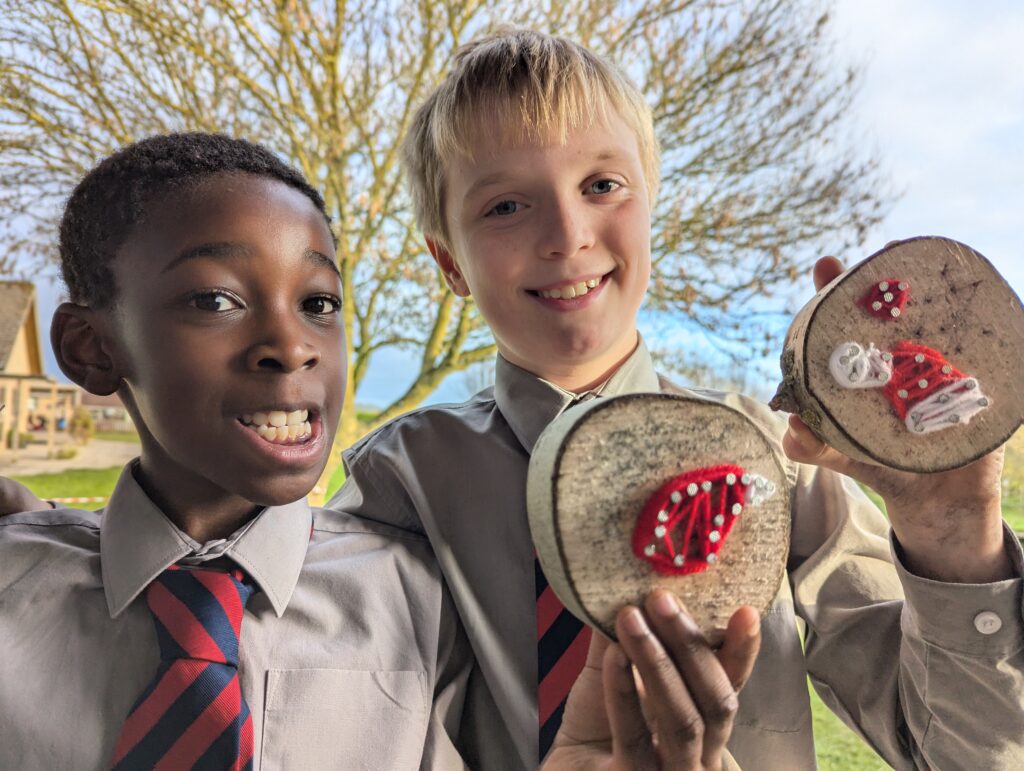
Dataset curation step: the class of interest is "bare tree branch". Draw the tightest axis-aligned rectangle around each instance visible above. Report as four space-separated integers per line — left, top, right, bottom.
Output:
0 0 891 447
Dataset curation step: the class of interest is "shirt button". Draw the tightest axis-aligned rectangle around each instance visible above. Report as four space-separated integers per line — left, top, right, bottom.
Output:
974 611 1002 635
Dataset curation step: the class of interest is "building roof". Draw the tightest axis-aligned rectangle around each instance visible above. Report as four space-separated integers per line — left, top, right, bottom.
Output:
0 281 41 374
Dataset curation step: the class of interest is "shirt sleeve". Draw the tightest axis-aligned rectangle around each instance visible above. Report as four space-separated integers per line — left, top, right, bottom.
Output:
330 435 427 535
789 463 1024 769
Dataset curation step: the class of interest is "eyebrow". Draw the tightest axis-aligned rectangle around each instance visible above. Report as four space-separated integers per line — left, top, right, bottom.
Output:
303 248 342 278
161 241 341 279
465 172 514 200
463 148 629 199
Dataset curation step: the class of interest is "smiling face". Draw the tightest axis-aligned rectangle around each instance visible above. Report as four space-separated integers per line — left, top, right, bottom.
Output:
434 111 652 391
90 173 344 530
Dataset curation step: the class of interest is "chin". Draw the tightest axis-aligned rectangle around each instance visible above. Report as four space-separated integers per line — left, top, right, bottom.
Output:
544 328 619 361
237 472 323 507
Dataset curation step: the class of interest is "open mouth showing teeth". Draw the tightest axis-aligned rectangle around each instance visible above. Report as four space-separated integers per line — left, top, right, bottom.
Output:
240 409 313 444
532 276 604 300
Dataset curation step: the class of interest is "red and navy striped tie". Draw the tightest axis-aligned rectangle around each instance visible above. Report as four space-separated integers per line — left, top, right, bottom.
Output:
536 557 592 761
111 565 255 770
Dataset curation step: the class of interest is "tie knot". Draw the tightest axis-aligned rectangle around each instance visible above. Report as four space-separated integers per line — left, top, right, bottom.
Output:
145 566 254 666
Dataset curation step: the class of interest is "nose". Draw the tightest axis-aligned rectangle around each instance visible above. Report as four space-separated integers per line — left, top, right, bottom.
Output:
244 310 321 373
539 196 594 260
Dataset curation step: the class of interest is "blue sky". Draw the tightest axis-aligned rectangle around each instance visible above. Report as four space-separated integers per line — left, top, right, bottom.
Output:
30 1 1024 408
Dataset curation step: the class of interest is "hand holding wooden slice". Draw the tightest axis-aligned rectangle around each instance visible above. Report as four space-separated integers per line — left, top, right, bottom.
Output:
527 393 790 641
770 236 1024 472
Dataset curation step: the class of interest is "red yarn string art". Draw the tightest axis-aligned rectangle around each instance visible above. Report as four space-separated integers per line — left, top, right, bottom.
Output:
882 341 968 420
632 464 747 576
858 278 910 320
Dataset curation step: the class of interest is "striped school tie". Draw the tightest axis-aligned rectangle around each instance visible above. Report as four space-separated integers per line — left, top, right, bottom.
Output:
536 557 592 761
111 565 256 770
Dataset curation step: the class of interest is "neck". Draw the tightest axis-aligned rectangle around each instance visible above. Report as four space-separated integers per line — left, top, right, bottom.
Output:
514 334 640 394
132 458 260 544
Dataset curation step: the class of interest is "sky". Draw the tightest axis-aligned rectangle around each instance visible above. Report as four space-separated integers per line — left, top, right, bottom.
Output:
27 1 1024 408
831 0 1024 291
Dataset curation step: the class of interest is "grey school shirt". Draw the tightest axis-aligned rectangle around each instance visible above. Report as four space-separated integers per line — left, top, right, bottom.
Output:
0 464 470 770
334 339 1024 770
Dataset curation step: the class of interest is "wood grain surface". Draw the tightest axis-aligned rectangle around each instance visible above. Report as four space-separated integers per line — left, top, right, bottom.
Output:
772 237 1024 471
528 393 791 641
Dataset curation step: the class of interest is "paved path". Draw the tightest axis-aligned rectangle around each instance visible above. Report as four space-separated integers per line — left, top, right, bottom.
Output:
0 438 139 477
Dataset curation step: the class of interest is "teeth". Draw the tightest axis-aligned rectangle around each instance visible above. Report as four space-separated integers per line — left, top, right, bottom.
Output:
250 418 312 445
247 409 308 428
244 410 313 445
538 278 602 300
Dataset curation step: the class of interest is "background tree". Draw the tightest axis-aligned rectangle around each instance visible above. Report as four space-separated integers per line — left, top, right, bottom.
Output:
0 0 889 449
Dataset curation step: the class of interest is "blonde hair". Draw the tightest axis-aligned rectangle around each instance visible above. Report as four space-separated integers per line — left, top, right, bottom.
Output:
401 28 660 248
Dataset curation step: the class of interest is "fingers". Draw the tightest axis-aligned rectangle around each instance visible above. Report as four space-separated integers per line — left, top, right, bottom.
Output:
552 630 614 747
716 606 761 692
813 256 845 291
603 642 658 768
782 414 877 480
646 592 740 765
616 604 705 767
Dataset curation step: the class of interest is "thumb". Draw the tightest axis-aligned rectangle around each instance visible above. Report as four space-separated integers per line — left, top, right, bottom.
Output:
716 605 761 691
813 256 845 291
781 415 882 487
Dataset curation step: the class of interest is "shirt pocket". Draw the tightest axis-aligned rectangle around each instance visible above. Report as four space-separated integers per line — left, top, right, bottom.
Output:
260 668 429 770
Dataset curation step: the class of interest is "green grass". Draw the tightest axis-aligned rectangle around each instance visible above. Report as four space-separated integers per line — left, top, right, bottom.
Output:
93 430 140 443
11 466 122 509
1002 429 1024 533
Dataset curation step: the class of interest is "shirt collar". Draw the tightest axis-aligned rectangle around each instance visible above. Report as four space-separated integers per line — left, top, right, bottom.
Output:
494 334 661 453
100 463 312 619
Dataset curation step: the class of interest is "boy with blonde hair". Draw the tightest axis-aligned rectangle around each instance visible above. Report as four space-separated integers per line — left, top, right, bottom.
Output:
332 27 1024 769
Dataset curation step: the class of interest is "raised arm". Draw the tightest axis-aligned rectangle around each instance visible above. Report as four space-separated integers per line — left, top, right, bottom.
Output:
782 256 1024 768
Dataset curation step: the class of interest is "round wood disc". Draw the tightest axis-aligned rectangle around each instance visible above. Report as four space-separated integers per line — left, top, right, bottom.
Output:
527 393 791 641
771 236 1024 472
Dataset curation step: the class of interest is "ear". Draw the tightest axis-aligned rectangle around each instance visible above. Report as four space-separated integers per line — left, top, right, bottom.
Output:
425 237 470 297
51 303 123 396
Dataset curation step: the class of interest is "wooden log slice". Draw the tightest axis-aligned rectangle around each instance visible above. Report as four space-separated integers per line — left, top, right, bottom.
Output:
527 392 791 641
770 236 1024 472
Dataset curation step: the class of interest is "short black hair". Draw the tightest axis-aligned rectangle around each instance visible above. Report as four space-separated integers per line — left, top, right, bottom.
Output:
59 132 331 308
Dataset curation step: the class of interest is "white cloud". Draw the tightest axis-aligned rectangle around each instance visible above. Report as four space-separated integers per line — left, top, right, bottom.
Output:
832 0 1024 290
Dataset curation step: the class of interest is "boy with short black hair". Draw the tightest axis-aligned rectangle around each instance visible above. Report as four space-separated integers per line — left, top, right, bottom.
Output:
0 133 471 769
333 28 1024 769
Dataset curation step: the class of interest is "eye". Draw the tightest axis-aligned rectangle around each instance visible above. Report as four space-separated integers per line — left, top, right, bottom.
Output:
190 291 242 312
588 179 620 195
487 200 523 217
302 295 341 315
